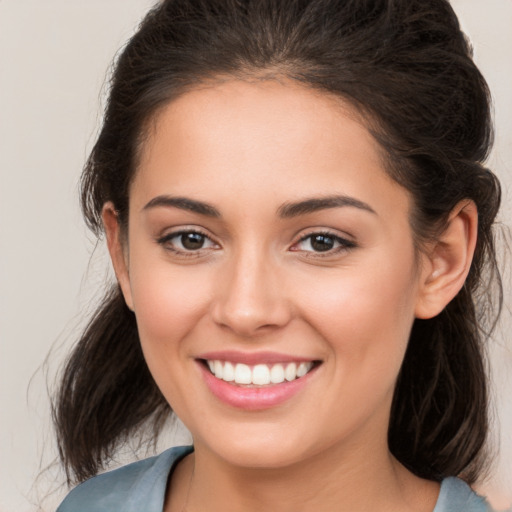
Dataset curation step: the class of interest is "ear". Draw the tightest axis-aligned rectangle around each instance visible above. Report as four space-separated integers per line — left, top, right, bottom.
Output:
415 200 478 319
102 202 134 311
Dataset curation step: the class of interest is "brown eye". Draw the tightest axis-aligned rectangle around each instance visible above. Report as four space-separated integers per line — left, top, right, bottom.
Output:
310 234 335 252
180 232 206 250
292 232 356 254
157 230 218 254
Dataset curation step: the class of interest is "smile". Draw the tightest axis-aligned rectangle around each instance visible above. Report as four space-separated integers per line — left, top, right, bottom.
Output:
206 360 315 386
197 354 322 410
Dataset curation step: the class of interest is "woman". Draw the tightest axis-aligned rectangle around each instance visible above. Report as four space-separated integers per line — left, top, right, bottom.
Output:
54 0 503 510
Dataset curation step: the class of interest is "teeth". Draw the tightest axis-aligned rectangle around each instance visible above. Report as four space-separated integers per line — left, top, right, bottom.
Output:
214 360 224 379
223 361 235 382
206 360 314 385
252 364 270 385
285 362 297 382
234 363 252 384
296 362 309 378
270 364 285 384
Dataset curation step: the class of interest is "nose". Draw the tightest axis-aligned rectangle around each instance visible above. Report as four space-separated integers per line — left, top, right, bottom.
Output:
211 249 292 337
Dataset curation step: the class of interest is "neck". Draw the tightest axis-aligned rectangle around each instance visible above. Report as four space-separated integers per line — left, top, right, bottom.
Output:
167 429 439 512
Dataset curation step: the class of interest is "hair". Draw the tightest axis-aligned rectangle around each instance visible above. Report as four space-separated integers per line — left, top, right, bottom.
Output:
54 0 502 486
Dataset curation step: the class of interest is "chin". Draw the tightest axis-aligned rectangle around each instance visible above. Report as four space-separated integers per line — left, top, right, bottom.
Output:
191 420 334 471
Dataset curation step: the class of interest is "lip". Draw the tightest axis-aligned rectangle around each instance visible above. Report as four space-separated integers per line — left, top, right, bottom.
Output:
196 357 320 411
196 350 315 365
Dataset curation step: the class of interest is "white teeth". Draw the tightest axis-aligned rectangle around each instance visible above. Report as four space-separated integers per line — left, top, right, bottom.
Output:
296 362 309 378
285 362 297 381
214 360 223 379
206 360 314 385
234 363 252 384
252 364 270 385
223 361 235 382
270 364 285 384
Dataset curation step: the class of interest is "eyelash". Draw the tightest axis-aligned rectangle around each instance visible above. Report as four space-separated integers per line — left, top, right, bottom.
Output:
156 229 218 258
291 231 356 257
156 229 356 258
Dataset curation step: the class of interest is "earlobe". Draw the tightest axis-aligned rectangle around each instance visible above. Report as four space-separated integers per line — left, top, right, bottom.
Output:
415 200 478 319
102 203 134 311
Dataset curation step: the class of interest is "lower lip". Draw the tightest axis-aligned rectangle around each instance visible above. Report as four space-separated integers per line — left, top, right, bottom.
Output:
197 361 318 411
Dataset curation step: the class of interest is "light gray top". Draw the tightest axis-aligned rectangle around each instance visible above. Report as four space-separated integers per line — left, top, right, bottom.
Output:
57 445 492 512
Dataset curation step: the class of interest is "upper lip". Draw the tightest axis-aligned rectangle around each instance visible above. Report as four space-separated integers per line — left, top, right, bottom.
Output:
196 350 318 366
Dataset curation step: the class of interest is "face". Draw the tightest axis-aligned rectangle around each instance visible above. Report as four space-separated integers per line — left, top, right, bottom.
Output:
109 80 431 470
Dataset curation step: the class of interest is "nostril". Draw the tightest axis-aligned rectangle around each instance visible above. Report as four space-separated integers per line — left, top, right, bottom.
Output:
211 297 293 337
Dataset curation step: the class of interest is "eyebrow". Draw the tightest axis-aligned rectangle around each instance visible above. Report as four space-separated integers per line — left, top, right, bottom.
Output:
142 193 376 219
277 195 376 218
143 196 221 217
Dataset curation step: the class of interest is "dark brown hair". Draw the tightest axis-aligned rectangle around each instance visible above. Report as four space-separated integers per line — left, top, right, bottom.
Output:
54 0 502 485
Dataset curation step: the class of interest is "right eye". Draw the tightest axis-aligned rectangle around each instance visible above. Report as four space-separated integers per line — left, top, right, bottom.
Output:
157 230 218 255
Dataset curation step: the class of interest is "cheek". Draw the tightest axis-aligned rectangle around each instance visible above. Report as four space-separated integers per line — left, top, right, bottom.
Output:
128 255 213 351
295 252 419 377
127 259 216 414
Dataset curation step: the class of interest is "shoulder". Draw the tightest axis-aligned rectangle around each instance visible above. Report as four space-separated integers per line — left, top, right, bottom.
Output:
56 445 193 512
435 477 493 512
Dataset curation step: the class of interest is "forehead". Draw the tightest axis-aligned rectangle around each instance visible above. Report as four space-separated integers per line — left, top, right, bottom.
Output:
142 79 376 169
132 79 410 221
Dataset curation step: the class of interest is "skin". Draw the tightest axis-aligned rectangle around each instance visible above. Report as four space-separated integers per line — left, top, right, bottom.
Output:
103 79 477 512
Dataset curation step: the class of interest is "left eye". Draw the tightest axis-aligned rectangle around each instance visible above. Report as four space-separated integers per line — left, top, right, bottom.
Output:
293 233 354 253
159 231 217 252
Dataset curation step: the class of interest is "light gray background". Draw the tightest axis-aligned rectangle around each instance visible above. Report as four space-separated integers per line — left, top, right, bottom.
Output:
1 1 511 510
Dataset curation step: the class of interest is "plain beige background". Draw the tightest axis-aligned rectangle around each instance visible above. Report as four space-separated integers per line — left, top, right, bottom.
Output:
0 1 510 511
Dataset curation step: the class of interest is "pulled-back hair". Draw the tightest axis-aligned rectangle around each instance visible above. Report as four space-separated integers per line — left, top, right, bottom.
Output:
54 0 502 485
